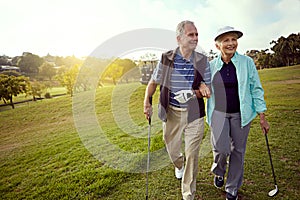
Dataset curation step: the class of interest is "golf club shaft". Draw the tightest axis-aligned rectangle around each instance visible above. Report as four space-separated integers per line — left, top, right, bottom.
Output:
265 133 277 186
146 96 152 200
148 96 152 125
146 124 150 200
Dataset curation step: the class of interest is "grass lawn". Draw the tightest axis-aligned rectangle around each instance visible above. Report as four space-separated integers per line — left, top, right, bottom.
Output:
0 65 299 199
0 86 67 107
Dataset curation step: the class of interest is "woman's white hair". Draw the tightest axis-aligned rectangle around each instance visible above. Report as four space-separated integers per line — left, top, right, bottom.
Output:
215 32 239 44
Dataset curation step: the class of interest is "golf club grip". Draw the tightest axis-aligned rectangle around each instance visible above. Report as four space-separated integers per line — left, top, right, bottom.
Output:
265 134 277 185
148 96 152 125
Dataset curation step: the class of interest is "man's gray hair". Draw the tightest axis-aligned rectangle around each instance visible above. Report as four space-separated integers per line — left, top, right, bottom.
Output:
176 20 195 37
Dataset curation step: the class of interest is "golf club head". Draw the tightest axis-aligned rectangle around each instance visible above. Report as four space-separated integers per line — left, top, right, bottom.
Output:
268 185 278 197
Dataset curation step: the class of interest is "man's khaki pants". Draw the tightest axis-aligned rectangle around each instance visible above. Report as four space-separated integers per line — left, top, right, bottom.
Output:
163 106 204 200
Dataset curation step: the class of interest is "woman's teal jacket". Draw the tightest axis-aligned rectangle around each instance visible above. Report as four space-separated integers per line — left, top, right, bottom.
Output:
206 52 267 127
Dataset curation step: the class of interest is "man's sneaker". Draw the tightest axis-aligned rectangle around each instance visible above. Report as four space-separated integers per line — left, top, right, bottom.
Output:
175 166 184 180
214 175 224 188
226 192 238 200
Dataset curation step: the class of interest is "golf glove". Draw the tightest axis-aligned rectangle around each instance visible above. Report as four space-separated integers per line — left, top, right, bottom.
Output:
174 90 195 104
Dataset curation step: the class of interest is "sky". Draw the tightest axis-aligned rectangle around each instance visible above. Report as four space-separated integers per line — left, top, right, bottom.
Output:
1 0 299 60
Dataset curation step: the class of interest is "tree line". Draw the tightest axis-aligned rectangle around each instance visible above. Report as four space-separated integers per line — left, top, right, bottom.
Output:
0 53 138 108
0 32 299 108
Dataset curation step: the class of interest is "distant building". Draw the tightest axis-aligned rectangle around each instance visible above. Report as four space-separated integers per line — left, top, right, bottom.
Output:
0 65 21 72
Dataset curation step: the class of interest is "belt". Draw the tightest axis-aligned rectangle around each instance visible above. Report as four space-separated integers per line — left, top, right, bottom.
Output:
169 105 187 111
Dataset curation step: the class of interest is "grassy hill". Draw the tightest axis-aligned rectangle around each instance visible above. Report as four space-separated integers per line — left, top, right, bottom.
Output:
0 65 299 200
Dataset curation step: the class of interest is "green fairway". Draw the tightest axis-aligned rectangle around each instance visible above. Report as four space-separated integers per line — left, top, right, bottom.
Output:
11 87 67 102
0 65 299 199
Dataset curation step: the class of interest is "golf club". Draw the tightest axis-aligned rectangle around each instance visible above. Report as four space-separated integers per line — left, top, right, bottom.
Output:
146 96 152 200
264 130 279 197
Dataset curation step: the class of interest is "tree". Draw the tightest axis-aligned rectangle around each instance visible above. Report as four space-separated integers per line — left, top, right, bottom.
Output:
0 74 29 109
287 33 300 65
39 62 56 80
56 64 79 97
270 33 300 67
256 49 271 69
0 55 11 65
82 56 111 87
245 32 300 69
17 52 44 76
246 50 259 59
73 65 93 92
102 62 123 85
101 58 137 85
11 56 21 66
59 55 83 69
27 81 46 101
116 58 137 75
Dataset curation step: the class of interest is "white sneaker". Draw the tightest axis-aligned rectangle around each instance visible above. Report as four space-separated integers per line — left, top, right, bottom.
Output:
175 166 184 180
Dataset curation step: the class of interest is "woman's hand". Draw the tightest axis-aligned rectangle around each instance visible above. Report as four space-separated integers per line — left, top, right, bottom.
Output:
199 83 211 98
259 113 270 134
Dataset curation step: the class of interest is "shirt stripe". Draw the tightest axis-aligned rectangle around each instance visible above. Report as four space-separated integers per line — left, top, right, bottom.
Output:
169 53 194 107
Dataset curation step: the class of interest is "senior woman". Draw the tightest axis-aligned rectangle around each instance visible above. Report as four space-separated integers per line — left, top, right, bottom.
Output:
206 26 270 200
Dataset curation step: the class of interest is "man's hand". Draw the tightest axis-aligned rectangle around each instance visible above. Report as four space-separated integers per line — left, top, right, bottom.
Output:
143 80 156 121
174 90 195 104
144 101 153 120
199 83 211 98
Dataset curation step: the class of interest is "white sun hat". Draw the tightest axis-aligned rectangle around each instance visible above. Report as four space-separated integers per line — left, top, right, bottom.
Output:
214 26 243 41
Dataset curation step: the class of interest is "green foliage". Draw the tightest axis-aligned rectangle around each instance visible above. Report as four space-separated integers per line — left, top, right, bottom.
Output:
43 54 83 69
17 52 44 75
0 55 11 65
27 81 46 101
39 62 56 80
271 33 300 66
0 70 22 77
55 64 80 96
246 33 300 69
101 58 137 85
44 92 51 99
0 74 29 108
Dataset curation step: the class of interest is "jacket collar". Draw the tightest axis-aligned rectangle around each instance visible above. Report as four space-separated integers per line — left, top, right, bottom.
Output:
216 51 240 69
165 47 204 65
164 47 177 62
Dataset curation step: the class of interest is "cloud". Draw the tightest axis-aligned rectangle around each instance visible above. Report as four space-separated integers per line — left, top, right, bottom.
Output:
0 0 299 57
189 0 299 53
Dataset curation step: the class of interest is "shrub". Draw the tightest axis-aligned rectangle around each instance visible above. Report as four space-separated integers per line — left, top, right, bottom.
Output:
44 92 51 99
